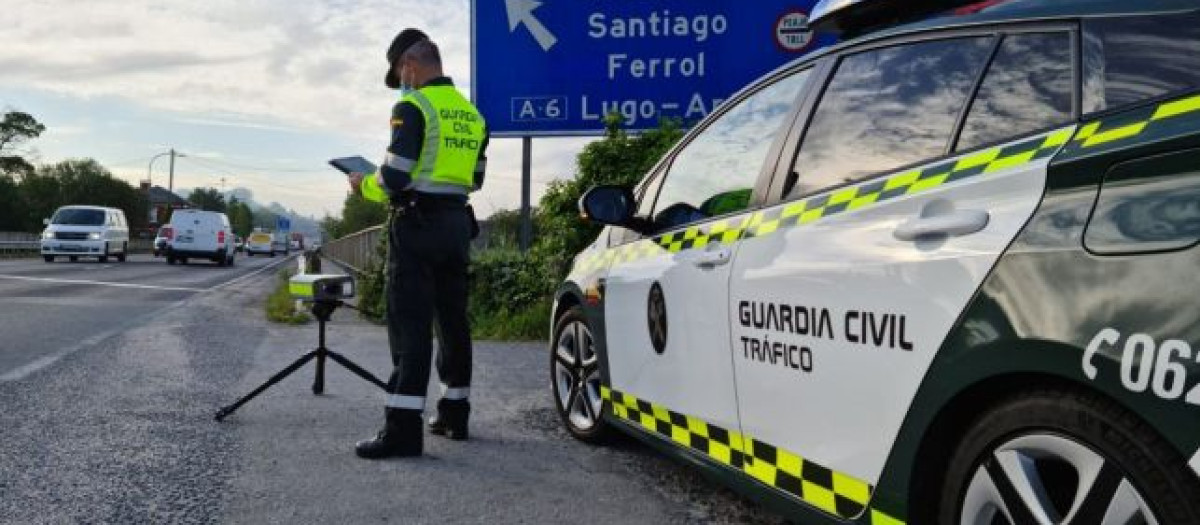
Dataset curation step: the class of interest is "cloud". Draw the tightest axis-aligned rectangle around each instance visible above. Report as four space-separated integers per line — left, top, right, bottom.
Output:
0 0 600 218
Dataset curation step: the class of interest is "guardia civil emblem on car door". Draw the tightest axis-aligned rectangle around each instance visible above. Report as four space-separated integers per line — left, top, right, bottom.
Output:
647 282 668 354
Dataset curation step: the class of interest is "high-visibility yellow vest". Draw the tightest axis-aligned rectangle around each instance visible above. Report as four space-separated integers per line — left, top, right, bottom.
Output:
360 85 485 202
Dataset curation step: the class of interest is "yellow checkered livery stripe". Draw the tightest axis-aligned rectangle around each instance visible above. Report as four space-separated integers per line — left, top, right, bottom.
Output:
1066 92 1200 150
571 126 1074 275
601 386 906 524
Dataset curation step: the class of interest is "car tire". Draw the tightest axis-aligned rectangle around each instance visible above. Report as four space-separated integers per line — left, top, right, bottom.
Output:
69 255 78 262
180 258 188 265
99 243 109 263
167 255 176 265
550 305 612 444
43 255 53 263
117 243 127 262
269 251 275 257
937 387 1200 525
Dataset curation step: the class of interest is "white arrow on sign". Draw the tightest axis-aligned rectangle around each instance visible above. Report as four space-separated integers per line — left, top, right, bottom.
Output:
505 0 557 52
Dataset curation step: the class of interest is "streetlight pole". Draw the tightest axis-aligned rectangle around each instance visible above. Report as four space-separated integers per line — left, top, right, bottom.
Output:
147 149 186 224
168 148 186 194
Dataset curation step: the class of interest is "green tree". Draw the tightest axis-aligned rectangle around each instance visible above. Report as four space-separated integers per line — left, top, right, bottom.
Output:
319 214 343 239
532 115 683 275
227 196 254 237
0 111 45 179
188 187 227 213
0 175 23 230
22 159 150 233
479 208 525 250
338 192 387 235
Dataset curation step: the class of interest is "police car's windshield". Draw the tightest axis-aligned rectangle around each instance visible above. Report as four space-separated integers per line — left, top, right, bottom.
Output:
52 209 105 226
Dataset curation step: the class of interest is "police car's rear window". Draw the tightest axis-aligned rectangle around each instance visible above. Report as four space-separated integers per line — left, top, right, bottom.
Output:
788 36 993 198
1083 11 1200 114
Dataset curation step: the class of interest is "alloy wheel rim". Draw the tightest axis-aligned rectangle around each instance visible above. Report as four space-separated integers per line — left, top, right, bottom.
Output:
960 433 1159 525
553 320 601 431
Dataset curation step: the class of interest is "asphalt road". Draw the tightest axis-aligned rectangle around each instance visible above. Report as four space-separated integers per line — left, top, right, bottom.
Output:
0 253 784 524
0 253 293 380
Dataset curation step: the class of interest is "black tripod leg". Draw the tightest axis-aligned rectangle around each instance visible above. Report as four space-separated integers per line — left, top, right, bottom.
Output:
313 348 326 395
324 350 389 391
215 350 319 421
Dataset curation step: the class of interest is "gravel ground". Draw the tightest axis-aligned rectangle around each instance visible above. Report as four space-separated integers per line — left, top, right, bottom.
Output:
0 267 787 524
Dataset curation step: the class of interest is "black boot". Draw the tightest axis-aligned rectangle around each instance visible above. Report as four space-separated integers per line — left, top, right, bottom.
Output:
428 399 469 440
356 409 423 459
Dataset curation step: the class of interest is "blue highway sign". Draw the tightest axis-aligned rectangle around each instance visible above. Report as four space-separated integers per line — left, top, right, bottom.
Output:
471 0 833 137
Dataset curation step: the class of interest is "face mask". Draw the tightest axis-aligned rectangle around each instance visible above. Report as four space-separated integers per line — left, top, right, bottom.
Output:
396 62 414 97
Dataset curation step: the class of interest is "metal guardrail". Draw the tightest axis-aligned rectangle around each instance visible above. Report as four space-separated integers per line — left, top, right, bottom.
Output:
0 233 157 257
320 225 383 274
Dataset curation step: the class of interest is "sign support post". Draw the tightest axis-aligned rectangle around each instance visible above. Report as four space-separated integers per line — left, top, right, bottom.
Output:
520 136 533 251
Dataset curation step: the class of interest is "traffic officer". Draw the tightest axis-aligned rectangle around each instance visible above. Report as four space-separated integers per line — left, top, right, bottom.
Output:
348 28 488 459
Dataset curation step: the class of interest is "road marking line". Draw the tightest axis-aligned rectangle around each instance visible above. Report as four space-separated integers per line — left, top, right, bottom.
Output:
0 274 205 292
0 324 127 383
205 254 295 293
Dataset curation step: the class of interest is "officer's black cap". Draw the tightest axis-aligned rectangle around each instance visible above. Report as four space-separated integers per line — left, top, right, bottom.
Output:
385 28 429 89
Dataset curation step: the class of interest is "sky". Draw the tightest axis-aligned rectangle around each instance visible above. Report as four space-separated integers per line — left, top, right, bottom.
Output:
0 0 589 219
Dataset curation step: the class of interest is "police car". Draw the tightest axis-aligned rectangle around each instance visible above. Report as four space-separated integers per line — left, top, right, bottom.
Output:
550 1 1200 523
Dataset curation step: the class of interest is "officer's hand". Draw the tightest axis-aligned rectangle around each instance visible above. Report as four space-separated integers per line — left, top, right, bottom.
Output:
348 172 364 195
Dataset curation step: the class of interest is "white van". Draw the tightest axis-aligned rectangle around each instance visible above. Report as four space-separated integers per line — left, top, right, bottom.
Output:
40 205 130 263
165 209 236 266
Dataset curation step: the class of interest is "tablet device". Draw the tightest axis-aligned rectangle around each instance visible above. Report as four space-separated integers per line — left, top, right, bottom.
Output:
329 156 378 175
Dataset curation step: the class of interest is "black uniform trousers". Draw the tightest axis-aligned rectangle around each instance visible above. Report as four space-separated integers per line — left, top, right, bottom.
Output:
384 197 473 411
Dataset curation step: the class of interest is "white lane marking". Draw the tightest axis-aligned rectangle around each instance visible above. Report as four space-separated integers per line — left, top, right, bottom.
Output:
1191 449 1200 479
0 274 205 292
204 255 295 293
0 256 297 383
0 324 126 383
0 254 295 293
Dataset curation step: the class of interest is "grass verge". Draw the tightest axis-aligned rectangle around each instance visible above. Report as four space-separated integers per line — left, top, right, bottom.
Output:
265 268 310 325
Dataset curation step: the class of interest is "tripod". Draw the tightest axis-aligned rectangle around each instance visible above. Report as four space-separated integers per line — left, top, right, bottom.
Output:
215 300 389 422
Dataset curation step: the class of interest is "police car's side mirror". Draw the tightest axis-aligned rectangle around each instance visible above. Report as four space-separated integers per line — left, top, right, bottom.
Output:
579 185 637 227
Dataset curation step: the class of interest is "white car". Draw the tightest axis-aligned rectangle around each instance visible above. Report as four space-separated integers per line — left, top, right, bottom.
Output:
40 205 130 263
165 209 235 266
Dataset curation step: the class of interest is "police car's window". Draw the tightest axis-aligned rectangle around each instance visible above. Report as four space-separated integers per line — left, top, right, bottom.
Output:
788 37 993 199
1083 11 1200 114
957 32 1073 152
650 69 810 232
636 171 664 219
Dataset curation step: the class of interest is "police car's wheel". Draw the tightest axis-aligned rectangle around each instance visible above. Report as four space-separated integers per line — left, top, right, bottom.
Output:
551 306 610 443
939 389 1200 524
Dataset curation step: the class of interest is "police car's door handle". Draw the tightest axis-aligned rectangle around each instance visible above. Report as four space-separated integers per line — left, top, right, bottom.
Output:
893 209 990 242
680 247 732 268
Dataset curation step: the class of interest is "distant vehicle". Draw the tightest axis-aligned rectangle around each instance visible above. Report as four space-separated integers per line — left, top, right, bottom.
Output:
234 235 244 253
153 225 174 257
244 232 275 257
271 230 290 255
40 205 130 263
289 232 304 251
165 209 236 266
